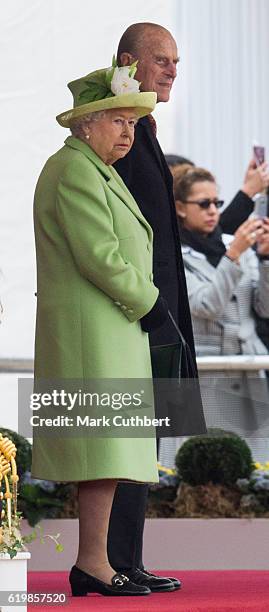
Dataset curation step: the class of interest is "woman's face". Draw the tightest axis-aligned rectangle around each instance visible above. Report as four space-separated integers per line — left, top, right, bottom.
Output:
85 108 137 165
176 180 220 235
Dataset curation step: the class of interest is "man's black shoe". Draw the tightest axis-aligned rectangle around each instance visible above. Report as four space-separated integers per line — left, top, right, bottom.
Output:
143 569 181 590
122 568 177 592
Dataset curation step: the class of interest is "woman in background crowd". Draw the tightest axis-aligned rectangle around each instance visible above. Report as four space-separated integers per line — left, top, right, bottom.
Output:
159 164 269 467
166 153 269 234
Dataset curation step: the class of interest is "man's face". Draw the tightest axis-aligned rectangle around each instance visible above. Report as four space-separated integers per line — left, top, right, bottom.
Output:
134 34 179 102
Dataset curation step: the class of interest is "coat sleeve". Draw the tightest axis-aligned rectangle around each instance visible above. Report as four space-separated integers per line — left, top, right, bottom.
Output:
220 190 254 234
184 256 243 319
243 249 269 318
255 262 269 318
55 158 159 323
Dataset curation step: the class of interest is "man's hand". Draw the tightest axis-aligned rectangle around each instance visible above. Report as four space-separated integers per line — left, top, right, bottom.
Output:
257 218 269 257
241 159 269 199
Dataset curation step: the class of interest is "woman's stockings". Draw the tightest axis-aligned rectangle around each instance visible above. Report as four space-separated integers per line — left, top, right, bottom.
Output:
76 479 118 583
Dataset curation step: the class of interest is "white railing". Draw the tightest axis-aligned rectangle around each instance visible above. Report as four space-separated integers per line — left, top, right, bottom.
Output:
0 359 34 373
197 355 269 371
1 355 269 373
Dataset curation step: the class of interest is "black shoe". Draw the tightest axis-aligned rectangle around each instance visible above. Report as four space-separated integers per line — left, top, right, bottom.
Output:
143 569 182 590
69 565 151 597
122 568 177 592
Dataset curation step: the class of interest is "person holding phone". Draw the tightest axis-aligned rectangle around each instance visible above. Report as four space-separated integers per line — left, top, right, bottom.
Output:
158 163 269 468
167 154 269 233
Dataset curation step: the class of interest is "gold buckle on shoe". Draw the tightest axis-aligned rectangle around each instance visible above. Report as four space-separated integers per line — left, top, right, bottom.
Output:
112 573 130 587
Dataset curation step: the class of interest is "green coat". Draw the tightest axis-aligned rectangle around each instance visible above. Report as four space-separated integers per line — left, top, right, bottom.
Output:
31 136 159 483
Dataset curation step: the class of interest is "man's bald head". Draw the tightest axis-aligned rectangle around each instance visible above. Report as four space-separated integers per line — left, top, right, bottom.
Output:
117 22 179 103
117 23 173 64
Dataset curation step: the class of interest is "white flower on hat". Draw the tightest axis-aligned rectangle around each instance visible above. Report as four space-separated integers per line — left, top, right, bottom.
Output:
111 66 140 96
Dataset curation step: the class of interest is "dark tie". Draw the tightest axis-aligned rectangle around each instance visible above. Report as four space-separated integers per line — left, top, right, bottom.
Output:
147 114 157 137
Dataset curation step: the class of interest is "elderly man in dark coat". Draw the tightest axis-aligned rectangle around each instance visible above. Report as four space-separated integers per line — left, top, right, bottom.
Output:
107 22 201 593
108 22 266 592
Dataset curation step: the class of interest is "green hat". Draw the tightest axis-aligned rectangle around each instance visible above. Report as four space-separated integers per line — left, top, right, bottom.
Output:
56 60 157 127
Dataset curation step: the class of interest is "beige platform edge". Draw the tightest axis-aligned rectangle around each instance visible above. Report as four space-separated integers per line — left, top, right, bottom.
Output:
22 518 269 571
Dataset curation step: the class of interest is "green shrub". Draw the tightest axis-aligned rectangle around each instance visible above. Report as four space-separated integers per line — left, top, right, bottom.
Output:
175 433 253 486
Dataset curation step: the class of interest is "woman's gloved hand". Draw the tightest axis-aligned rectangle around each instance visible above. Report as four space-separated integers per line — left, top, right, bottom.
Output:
140 295 169 332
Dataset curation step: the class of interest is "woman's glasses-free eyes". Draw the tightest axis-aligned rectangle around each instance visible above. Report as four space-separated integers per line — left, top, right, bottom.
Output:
183 199 224 210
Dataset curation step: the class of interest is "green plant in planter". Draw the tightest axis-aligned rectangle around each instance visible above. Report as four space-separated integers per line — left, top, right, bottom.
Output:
0 506 63 559
0 428 64 558
0 428 74 526
175 431 253 486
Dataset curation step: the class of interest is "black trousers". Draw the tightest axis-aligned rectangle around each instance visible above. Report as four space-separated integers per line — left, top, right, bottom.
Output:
107 439 160 571
107 482 149 571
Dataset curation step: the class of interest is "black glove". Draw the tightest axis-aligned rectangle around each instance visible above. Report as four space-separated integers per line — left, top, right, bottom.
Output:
140 296 169 332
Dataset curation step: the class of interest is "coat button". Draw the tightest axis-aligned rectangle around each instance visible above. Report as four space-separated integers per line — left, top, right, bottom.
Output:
115 301 121 306
128 308 134 314
121 305 127 311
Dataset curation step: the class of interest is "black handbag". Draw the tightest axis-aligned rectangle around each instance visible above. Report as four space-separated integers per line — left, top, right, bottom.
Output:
150 310 196 380
150 311 206 436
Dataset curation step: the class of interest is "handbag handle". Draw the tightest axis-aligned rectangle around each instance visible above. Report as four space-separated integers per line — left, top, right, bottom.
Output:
168 310 199 378
168 310 187 348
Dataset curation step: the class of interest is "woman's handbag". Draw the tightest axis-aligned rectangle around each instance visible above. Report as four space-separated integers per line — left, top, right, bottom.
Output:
150 311 206 435
150 310 197 380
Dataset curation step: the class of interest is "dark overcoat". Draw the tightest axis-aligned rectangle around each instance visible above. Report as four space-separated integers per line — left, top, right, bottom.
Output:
115 116 206 432
108 115 206 572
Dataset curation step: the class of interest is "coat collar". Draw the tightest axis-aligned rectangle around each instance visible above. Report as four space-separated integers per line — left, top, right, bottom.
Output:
182 246 207 259
65 136 153 240
182 247 217 281
65 135 112 181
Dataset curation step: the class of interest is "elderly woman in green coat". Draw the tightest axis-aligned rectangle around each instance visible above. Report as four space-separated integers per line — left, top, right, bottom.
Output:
31 63 168 597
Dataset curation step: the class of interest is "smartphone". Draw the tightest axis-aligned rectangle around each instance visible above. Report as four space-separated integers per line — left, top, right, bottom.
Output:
253 144 265 166
254 193 268 218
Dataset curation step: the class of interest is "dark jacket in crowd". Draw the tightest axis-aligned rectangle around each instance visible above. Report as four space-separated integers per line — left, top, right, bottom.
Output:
220 190 254 233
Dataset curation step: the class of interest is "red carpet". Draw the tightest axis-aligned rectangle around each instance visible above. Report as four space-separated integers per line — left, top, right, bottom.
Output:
28 570 269 611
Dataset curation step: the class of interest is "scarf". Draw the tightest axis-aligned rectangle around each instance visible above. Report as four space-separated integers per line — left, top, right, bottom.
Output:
179 223 226 268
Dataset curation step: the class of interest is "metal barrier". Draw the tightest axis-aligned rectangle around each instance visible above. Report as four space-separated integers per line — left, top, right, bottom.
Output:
0 359 34 373
197 355 269 371
0 355 269 373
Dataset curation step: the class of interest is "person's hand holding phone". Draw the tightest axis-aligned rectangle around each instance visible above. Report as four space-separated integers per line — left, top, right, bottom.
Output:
226 218 264 262
242 159 269 198
253 144 265 166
